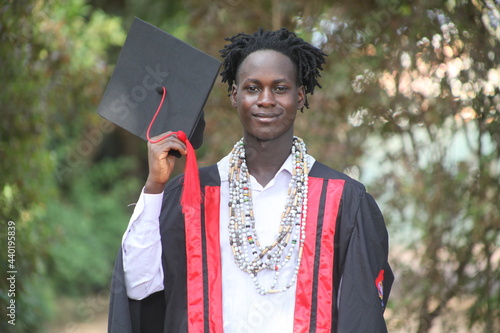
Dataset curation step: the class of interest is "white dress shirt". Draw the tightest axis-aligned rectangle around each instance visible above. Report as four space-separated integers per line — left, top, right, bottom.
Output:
122 153 315 332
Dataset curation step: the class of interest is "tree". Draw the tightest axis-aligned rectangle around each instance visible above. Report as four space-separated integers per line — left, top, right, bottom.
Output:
298 0 499 331
2 0 497 331
0 0 127 330
93 0 500 331
176 0 500 331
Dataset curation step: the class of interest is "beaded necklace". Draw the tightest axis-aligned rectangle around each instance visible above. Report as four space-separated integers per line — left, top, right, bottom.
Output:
228 137 309 295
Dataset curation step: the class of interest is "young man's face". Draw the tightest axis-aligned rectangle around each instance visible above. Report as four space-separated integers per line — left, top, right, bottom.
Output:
231 50 305 142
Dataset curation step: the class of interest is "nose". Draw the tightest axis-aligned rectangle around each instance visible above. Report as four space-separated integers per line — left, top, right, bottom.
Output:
257 88 276 108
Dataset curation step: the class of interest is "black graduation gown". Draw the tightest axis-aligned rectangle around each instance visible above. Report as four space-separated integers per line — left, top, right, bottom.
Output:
108 162 394 333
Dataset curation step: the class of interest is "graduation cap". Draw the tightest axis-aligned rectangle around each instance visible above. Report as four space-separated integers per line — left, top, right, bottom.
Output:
97 17 221 209
97 17 220 153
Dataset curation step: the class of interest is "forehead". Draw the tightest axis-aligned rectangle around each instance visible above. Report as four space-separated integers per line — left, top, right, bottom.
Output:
237 50 297 82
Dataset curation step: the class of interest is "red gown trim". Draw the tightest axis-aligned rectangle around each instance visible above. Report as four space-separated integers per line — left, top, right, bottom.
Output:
185 186 223 333
294 178 345 332
205 186 223 332
186 179 344 332
184 202 204 332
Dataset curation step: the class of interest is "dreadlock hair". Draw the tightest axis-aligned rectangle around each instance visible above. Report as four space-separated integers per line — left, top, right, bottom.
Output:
219 27 327 110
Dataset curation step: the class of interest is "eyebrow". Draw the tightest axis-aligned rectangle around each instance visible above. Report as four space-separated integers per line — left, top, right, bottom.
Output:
242 78 291 85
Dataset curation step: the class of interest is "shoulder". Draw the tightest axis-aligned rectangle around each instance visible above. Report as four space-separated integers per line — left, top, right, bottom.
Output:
309 161 366 192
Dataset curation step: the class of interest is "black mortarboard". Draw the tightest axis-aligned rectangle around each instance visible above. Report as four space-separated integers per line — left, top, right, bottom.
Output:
97 17 220 152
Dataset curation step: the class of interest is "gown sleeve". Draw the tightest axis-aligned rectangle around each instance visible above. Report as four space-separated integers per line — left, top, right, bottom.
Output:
336 191 394 332
108 248 134 333
122 189 164 300
108 188 167 333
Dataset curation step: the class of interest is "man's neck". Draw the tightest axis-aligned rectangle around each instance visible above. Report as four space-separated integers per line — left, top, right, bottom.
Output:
244 135 293 187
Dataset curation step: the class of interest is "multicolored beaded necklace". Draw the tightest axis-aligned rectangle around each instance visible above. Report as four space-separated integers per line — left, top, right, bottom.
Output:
228 137 309 295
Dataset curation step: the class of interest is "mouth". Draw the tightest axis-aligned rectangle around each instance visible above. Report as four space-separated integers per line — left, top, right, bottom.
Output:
253 112 280 123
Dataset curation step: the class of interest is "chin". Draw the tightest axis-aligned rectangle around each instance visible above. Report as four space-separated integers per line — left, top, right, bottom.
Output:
252 130 291 143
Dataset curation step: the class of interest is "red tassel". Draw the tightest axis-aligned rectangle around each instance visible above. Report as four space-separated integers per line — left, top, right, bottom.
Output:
176 131 201 214
145 86 201 213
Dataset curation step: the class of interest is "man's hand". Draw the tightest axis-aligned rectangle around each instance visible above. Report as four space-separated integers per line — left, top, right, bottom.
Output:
144 131 187 194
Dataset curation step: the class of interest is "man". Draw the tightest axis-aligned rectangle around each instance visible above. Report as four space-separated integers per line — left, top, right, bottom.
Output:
108 27 394 332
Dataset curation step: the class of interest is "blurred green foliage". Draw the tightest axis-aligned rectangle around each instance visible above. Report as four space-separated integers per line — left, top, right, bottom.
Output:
45 157 140 296
0 0 129 331
0 0 498 332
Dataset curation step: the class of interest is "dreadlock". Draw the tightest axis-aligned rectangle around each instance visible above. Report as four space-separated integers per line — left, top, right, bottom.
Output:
219 27 327 109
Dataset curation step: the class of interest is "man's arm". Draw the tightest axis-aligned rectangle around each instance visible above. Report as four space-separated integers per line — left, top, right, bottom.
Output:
122 131 189 299
337 192 394 332
122 189 164 300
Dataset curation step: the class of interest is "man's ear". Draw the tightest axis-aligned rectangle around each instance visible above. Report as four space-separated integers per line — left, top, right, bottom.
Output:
230 84 238 108
297 85 306 110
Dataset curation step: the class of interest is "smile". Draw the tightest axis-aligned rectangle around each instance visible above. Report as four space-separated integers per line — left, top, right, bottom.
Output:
253 113 280 123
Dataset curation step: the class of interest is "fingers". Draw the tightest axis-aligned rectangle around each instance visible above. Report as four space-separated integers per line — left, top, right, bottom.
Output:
148 131 188 156
144 131 187 194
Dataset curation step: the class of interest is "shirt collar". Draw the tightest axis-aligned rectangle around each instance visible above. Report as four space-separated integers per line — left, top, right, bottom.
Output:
217 151 315 183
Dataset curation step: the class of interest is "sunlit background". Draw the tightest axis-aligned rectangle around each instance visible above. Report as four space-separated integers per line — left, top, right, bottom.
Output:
1 0 499 332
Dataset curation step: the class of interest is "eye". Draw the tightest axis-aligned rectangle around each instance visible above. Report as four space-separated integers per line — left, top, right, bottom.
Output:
274 86 289 93
245 85 260 93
